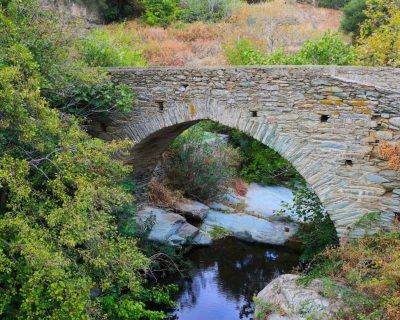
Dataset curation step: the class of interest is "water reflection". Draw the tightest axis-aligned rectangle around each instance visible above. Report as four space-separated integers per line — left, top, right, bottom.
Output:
167 237 300 320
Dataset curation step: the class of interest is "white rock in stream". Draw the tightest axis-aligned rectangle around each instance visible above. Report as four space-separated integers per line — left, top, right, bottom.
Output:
136 206 212 246
222 183 301 222
255 274 342 320
245 183 295 218
174 199 209 220
201 210 298 245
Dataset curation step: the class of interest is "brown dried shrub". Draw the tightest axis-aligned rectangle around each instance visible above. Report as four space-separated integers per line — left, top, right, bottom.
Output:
379 141 400 170
148 180 186 208
232 178 248 197
318 233 400 319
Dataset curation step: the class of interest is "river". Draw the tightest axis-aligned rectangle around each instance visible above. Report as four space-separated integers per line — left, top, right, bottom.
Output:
166 237 300 320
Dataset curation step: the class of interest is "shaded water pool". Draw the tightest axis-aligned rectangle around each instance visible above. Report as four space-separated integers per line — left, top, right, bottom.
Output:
166 237 300 320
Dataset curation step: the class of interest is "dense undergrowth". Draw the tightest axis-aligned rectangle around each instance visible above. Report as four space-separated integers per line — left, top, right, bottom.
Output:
0 1 178 319
300 231 400 319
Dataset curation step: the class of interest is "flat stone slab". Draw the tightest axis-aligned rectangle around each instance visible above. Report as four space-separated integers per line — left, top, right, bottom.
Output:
201 209 298 245
137 206 210 246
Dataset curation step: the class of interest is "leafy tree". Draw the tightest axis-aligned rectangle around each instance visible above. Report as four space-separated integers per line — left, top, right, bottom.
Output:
356 0 400 67
279 186 339 263
0 1 174 318
141 0 181 26
341 0 367 37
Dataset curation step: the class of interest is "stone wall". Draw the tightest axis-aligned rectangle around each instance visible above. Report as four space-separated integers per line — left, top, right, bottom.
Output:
101 66 400 238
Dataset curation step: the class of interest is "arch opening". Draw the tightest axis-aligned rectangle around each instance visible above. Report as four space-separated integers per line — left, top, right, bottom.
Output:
134 119 338 254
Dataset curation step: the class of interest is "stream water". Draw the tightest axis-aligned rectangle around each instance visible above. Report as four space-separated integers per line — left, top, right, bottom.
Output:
166 237 300 320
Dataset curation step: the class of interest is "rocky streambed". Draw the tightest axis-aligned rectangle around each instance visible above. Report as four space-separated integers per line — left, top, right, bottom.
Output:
137 183 337 319
136 183 300 248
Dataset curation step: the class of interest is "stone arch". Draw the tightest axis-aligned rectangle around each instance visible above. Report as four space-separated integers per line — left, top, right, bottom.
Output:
101 66 400 238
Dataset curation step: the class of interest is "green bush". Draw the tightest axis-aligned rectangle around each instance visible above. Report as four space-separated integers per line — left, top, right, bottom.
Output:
0 1 172 319
80 26 147 67
296 31 356 65
316 0 350 8
141 0 181 26
163 125 240 202
180 0 241 22
341 0 367 37
226 32 356 66
279 186 339 263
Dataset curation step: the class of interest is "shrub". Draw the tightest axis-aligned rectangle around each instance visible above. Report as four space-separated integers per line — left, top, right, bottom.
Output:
80 26 147 67
163 125 240 202
296 31 356 65
341 0 367 37
141 0 181 26
379 141 400 170
316 0 350 8
225 39 270 65
226 32 356 66
196 120 301 186
301 232 400 319
356 0 400 67
229 130 301 186
148 180 185 208
279 186 339 263
180 0 241 22
0 1 172 318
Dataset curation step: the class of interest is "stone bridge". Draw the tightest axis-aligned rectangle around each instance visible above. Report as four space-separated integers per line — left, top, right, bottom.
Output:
97 66 400 238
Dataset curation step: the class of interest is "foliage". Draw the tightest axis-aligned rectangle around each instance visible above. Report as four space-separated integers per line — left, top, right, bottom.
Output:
226 31 356 66
315 0 350 9
45 81 135 118
180 0 241 22
279 186 338 263
197 121 301 186
0 1 172 319
300 232 400 319
163 125 240 202
295 31 356 65
80 26 147 67
141 0 181 26
209 226 232 239
341 0 367 37
356 0 400 67
0 0 136 118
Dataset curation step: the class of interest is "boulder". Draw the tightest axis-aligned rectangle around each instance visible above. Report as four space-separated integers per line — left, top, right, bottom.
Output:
174 199 209 220
209 202 236 212
192 230 213 246
201 210 298 245
254 274 342 320
136 206 201 246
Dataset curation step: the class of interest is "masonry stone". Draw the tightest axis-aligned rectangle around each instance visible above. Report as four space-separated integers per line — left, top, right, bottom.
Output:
98 66 400 239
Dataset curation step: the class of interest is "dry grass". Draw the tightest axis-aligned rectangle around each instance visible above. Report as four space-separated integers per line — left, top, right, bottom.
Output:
379 141 400 170
148 180 186 208
312 233 400 319
102 0 342 67
231 178 248 197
